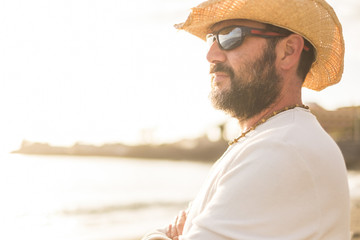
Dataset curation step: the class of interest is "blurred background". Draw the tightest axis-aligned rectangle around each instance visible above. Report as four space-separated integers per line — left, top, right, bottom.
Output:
0 0 359 239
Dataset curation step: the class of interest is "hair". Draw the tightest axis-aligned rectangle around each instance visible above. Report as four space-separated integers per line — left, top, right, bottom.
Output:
265 24 315 82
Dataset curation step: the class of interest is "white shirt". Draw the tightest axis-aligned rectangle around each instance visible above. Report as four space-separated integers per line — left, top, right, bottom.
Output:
144 108 350 240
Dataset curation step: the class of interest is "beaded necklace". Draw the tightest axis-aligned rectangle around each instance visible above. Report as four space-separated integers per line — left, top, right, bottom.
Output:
228 104 309 145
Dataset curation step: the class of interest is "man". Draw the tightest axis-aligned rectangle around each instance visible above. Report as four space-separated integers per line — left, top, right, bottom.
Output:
142 0 350 239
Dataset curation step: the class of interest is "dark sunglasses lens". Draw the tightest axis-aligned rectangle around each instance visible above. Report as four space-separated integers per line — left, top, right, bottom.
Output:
218 27 243 50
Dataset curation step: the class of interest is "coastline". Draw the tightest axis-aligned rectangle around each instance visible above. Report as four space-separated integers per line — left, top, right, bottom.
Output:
11 139 360 170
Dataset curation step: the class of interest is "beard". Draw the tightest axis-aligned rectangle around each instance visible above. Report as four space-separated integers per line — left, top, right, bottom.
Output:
209 42 282 120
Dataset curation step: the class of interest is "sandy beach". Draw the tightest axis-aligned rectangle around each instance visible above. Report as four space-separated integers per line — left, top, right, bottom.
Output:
351 193 360 239
351 198 360 239
350 171 360 239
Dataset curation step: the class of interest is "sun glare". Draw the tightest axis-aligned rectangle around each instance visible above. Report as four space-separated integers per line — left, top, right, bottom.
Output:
0 0 359 152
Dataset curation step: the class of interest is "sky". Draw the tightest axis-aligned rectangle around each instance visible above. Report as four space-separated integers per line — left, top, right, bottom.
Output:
0 0 359 153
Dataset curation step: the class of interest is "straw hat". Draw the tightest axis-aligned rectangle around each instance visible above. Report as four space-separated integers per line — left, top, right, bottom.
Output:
175 0 344 91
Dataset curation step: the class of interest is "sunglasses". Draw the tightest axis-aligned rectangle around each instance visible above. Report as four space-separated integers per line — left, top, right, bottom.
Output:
206 25 309 51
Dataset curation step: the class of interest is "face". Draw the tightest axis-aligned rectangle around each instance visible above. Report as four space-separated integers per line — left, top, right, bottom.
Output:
207 20 283 120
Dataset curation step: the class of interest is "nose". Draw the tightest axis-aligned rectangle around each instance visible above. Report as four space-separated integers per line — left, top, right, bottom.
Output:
206 40 227 64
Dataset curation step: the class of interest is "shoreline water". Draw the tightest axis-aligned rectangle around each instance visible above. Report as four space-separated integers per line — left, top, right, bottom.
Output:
1 154 359 240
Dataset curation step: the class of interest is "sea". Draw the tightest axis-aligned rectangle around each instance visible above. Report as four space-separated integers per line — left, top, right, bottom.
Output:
0 153 359 240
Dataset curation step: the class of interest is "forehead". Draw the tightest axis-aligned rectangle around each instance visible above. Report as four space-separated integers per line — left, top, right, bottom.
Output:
210 19 267 33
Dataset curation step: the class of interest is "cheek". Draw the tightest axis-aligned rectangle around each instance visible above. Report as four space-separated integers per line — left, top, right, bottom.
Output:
227 39 267 66
227 43 267 80
226 48 253 70
227 55 253 82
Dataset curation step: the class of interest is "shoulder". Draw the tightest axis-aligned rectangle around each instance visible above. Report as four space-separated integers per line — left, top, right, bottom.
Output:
234 108 342 163
224 108 346 183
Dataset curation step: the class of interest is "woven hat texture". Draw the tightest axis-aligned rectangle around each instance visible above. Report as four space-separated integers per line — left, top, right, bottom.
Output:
175 0 344 91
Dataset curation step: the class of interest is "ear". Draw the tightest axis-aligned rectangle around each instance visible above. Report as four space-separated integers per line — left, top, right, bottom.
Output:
277 34 304 71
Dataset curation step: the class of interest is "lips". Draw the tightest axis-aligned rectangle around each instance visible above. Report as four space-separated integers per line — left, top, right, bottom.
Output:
210 63 234 78
211 72 230 87
209 63 234 89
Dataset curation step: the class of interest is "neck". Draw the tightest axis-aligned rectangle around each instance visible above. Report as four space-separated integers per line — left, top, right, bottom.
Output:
238 79 303 131
238 99 303 133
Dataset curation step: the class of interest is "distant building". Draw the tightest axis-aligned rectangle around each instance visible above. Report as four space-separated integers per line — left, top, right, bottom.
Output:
308 103 360 142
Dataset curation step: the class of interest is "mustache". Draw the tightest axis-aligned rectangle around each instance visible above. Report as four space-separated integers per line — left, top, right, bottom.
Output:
209 63 235 79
